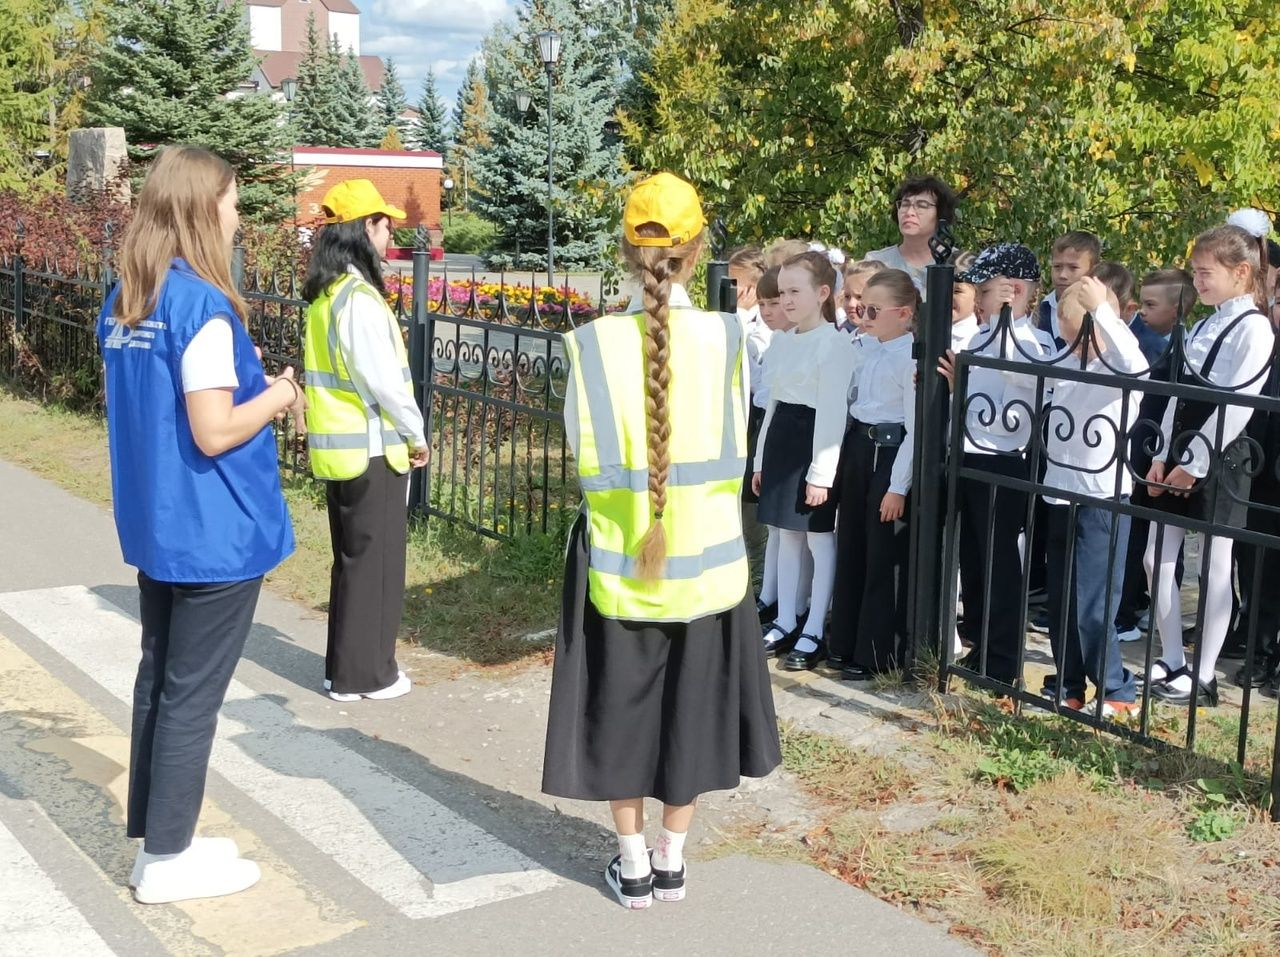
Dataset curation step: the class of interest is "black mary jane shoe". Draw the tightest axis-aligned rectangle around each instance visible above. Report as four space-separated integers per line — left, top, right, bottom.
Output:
840 663 876 682
762 623 797 659
782 635 825 671
1234 657 1279 690
756 596 778 621
1151 674 1220 708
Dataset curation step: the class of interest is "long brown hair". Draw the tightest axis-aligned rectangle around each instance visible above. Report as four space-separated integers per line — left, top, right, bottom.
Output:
1192 225 1267 310
782 251 838 324
620 223 706 580
114 146 247 327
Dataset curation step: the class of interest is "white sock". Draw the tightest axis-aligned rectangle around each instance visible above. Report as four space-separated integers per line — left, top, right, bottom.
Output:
759 527 780 605
797 538 814 609
617 832 650 879
801 531 837 638
653 827 686 873
1146 525 1187 673
775 529 806 632
1194 535 1234 684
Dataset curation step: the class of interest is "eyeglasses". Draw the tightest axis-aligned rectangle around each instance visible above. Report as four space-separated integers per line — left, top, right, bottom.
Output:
895 199 937 212
864 304 904 322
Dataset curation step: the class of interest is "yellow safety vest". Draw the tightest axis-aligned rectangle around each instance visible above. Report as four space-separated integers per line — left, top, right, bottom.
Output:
563 309 749 623
303 274 413 480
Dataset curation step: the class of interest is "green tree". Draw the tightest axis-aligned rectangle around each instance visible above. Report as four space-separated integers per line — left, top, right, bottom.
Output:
375 57 408 140
626 0 1280 271
473 0 627 268
334 40 377 148
291 12 346 146
379 125 404 151
87 0 295 218
447 58 492 210
408 63 447 153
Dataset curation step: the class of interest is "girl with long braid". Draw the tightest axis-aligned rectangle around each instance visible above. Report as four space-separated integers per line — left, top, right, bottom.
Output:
542 173 781 909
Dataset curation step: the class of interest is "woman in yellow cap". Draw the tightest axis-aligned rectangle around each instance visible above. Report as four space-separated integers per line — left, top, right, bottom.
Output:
542 172 781 909
302 179 429 702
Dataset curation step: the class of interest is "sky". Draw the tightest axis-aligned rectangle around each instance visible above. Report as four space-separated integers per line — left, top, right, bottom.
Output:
359 0 516 112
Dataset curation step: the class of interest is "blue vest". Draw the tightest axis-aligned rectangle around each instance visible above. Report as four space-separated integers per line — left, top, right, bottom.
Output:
97 259 294 583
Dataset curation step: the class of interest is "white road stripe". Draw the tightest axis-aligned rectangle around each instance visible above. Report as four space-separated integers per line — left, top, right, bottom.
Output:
0 815 117 957
0 586 561 919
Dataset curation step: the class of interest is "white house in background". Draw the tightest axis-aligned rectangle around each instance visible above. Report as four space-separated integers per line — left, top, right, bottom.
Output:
243 0 385 97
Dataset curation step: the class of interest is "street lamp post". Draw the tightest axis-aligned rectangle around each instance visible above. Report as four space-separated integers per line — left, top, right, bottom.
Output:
443 177 454 227
535 30 561 288
281 77 298 103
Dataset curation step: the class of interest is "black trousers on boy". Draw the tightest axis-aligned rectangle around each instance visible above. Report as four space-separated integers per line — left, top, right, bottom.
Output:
326 457 409 694
956 452 1029 686
130 573 262 854
829 427 909 671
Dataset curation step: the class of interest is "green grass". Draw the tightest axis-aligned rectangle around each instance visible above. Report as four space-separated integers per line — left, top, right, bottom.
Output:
0 387 561 670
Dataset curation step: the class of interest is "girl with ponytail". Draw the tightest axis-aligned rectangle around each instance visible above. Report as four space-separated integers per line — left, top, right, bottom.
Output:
542 173 781 910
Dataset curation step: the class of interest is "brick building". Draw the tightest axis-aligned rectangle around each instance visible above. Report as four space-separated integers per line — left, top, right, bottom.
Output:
293 147 444 244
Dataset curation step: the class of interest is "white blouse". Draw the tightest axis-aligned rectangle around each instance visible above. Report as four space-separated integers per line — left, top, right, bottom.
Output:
1158 294 1274 477
951 315 979 354
848 333 916 494
753 322 857 487
961 315 1057 454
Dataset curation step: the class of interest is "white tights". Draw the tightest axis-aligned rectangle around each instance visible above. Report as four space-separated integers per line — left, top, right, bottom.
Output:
759 526 811 609
776 529 836 646
1145 525 1234 687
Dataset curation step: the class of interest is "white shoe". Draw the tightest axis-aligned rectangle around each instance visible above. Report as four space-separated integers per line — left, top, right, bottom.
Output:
130 836 239 888
328 670 411 702
133 847 260 904
1116 626 1143 643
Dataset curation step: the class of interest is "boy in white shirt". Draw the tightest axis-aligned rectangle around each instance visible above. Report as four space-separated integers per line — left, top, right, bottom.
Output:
1040 278 1147 717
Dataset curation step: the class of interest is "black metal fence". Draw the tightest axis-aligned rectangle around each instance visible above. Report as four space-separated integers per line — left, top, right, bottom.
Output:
907 261 1280 820
0 233 605 540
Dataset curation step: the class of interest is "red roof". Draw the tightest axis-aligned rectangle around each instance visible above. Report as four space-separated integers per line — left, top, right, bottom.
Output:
255 49 384 91
247 0 360 10
294 146 444 159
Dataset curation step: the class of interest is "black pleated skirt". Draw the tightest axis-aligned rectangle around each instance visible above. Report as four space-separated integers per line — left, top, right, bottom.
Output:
542 515 782 806
1133 438 1252 528
757 402 839 532
742 403 766 504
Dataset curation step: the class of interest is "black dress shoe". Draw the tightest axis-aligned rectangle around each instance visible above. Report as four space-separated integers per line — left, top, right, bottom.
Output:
1234 657 1278 689
824 654 852 671
840 664 875 682
762 623 796 659
782 636 825 671
1151 675 1219 707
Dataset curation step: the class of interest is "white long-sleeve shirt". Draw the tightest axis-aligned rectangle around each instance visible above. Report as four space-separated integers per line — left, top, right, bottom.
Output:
335 265 426 453
1042 302 1148 503
961 315 1057 454
951 315 979 353
741 304 773 402
754 322 857 487
848 333 916 494
1159 294 1274 477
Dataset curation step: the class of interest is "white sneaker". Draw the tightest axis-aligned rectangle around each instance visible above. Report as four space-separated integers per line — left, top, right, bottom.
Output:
1116 626 1143 643
329 671 411 702
129 836 239 888
133 847 260 904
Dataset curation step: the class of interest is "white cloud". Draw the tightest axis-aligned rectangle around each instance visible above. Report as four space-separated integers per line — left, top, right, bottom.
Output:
361 0 515 105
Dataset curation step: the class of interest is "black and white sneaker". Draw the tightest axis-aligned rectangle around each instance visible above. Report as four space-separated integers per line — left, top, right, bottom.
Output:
650 850 686 902
604 854 652 910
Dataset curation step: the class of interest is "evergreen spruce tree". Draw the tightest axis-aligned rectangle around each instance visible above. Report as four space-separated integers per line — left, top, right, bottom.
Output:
375 57 408 140
87 0 295 218
447 58 491 210
291 12 346 147
408 64 447 153
473 0 626 268
334 41 377 148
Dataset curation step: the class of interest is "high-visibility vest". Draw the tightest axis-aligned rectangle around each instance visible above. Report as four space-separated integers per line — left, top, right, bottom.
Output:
303 274 412 480
563 309 749 622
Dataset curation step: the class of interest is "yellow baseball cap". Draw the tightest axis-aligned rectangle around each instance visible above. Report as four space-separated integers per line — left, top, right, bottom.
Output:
321 179 407 224
623 172 706 248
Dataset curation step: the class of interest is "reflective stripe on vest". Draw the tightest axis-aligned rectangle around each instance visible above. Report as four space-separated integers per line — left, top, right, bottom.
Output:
564 309 749 623
303 275 413 480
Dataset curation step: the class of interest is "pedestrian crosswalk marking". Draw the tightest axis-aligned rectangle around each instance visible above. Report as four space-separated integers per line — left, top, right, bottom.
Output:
0 629 364 957
0 815 117 957
0 585 562 921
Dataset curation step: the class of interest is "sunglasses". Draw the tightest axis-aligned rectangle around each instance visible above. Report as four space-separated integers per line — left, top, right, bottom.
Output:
863 304 904 322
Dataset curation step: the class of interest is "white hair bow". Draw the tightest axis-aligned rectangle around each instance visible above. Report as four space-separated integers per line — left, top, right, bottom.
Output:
1227 207 1274 239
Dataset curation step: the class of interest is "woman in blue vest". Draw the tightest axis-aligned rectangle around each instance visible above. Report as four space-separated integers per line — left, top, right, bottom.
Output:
542 173 781 909
97 146 301 904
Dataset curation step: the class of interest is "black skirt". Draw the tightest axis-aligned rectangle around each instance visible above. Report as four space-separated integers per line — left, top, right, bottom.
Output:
542 515 782 806
742 404 766 504
757 402 839 532
1133 438 1252 528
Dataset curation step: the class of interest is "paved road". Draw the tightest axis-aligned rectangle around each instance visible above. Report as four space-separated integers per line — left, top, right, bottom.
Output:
0 458 977 957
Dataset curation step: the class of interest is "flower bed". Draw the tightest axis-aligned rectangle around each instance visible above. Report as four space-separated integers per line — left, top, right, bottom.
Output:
384 274 597 323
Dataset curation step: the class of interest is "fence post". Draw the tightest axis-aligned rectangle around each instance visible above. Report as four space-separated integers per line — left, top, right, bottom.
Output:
905 226 957 674
705 217 729 311
408 225 432 515
13 221 25 336
230 242 246 292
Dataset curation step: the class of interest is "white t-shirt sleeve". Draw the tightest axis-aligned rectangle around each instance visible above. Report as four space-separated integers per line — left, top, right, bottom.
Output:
181 316 239 393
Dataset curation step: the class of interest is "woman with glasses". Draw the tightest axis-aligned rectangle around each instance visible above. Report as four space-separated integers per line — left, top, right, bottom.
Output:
864 175 958 299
